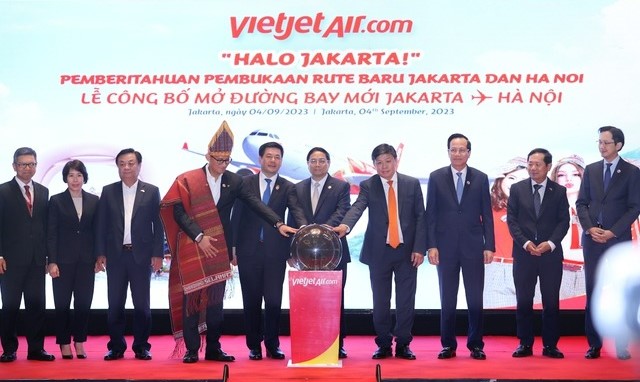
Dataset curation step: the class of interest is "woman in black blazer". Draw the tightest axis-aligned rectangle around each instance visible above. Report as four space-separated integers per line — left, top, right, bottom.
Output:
47 160 99 359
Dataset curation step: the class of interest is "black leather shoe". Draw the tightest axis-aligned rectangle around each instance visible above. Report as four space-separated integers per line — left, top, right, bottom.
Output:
134 349 152 360
542 346 564 359
470 347 486 360
183 350 199 363
0 352 17 362
585 346 601 359
266 347 285 359
617 349 631 360
395 345 416 360
27 350 55 361
104 350 124 361
512 344 533 358
437 347 456 359
249 348 262 360
338 347 348 359
205 348 235 362
372 346 393 359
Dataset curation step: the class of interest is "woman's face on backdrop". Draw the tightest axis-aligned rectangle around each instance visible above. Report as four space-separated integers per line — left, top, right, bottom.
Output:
500 168 528 196
555 163 582 195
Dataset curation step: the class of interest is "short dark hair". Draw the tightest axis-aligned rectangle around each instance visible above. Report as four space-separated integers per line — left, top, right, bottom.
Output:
447 133 471 150
306 147 330 162
13 147 37 164
62 160 89 183
259 141 284 157
527 148 552 165
115 148 142 164
371 143 396 162
599 125 625 150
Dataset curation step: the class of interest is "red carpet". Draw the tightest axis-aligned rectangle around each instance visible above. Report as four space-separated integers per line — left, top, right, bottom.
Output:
1 335 639 381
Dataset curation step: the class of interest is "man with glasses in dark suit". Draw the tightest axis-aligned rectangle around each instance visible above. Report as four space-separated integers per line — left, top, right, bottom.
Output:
577 126 640 360
0 147 54 362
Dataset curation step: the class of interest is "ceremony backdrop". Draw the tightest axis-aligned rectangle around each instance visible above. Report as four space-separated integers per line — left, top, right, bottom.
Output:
1 0 639 311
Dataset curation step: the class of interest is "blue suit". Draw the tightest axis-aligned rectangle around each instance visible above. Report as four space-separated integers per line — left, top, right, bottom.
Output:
233 173 307 351
96 181 164 354
426 166 495 350
576 158 640 349
289 175 351 344
341 173 426 348
507 178 569 348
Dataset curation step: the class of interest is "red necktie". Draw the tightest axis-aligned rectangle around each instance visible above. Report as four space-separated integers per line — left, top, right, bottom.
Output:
24 185 33 216
387 180 400 248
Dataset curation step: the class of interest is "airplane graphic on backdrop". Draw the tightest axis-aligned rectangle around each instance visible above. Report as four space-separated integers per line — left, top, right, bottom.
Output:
182 129 423 193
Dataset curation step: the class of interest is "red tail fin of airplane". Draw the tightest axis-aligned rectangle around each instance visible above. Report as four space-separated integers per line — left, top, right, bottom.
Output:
396 143 404 166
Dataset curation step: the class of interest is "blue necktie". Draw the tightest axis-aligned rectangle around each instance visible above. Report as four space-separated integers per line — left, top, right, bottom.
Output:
456 172 463 203
260 178 272 240
603 163 612 191
533 184 542 217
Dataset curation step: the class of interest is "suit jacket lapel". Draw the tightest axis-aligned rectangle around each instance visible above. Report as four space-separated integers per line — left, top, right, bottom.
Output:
11 180 31 216
62 189 80 223
461 168 474 204
595 161 606 198
218 171 229 207
300 178 313 216
605 159 625 196
526 179 537 218
445 168 457 204
395 174 405 217
538 178 554 217
317 176 333 215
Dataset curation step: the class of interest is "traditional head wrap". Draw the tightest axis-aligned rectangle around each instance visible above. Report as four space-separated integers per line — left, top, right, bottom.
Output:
208 120 234 156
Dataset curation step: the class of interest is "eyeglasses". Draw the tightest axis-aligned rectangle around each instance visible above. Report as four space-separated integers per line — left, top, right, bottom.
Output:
15 162 37 169
308 159 328 165
448 149 469 155
211 157 232 165
597 140 615 146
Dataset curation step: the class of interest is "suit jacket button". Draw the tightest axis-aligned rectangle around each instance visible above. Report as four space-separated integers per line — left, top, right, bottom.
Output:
457 210 462 214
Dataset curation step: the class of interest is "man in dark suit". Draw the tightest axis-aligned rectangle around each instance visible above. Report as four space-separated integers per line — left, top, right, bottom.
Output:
161 122 294 363
334 143 426 361
233 141 307 360
96 148 165 361
288 147 351 359
507 148 569 359
426 133 495 360
576 126 640 360
0 147 55 362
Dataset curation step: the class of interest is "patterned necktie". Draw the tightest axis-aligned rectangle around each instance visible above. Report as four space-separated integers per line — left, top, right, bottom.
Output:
456 172 463 203
387 180 400 248
260 178 272 240
603 162 612 191
533 184 542 217
24 185 33 216
311 182 320 214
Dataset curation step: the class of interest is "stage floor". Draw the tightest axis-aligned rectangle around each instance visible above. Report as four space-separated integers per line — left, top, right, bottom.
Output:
1 335 638 381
